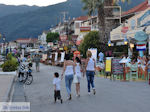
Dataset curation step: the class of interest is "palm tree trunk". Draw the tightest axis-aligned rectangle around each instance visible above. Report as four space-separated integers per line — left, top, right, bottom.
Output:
97 0 115 52
97 6 105 44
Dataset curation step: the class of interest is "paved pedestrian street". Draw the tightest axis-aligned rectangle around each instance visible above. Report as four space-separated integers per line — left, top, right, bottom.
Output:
13 64 150 112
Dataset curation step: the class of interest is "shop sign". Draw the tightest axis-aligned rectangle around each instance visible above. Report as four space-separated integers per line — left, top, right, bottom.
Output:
121 27 128 33
80 27 91 32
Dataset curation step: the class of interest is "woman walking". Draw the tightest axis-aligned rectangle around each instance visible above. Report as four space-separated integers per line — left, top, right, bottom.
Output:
61 54 75 100
74 57 83 97
85 51 96 95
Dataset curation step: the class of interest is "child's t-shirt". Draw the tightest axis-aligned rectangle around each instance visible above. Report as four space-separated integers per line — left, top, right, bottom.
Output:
53 78 61 90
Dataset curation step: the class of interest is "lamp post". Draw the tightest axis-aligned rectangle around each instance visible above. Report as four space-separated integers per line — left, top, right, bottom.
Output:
2 34 6 61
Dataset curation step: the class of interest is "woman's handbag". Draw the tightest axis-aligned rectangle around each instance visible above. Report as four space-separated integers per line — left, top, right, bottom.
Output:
73 74 78 83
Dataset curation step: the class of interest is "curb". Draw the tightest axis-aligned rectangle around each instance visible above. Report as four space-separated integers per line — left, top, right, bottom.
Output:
1 74 17 102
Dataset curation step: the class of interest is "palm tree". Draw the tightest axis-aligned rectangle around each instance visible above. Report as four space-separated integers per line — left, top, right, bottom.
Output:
82 0 129 44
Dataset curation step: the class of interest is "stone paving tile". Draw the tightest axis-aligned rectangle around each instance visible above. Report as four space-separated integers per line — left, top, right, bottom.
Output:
21 63 150 112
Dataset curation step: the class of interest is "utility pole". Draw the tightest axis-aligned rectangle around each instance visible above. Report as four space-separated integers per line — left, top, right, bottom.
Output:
61 11 68 22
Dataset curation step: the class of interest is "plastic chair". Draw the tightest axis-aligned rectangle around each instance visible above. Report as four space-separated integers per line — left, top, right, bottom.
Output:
125 67 130 80
126 63 138 81
130 70 138 81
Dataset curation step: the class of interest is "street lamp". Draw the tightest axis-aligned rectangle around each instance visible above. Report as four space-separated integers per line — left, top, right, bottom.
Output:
124 37 128 45
108 40 112 47
3 34 6 42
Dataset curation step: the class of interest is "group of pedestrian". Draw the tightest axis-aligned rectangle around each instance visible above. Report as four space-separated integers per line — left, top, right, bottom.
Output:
137 55 150 80
53 50 96 103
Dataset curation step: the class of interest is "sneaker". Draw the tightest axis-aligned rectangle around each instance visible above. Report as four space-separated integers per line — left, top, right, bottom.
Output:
67 94 72 100
93 89 96 95
69 94 72 100
88 92 91 95
60 99 63 104
67 97 70 100
76 94 80 97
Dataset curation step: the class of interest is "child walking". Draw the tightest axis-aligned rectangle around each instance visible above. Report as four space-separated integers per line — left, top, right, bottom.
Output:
74 57 83 97
53 72 63 103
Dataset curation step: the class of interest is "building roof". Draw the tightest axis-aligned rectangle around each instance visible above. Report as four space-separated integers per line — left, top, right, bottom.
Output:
122 0 149 16
75 16 89 21
16 38 38 44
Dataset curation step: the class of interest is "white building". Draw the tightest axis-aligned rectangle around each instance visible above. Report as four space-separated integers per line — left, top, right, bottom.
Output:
38 31 50 46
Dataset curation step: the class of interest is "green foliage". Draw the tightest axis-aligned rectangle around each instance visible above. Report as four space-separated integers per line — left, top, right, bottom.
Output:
2 53 18 72
7 53 13 60
2 60 18 72
79 31 107 57
46 32 59 43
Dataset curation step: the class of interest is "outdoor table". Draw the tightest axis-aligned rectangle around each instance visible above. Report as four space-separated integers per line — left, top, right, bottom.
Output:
119 57 131 81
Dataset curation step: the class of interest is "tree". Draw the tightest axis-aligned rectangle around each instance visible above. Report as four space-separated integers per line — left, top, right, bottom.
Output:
46 32 59 43
82 0 129 45
79 31 108 57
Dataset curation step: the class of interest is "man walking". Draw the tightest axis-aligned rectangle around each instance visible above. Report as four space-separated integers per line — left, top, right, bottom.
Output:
34 54 41 72
98 52 104 63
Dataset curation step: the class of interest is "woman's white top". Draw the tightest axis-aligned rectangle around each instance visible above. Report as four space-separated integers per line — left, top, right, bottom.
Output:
86 58 95 71
65 65 74 75
75 63 81 77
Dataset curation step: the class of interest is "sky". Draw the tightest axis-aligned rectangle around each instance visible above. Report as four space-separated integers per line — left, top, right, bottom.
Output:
0 0 67 6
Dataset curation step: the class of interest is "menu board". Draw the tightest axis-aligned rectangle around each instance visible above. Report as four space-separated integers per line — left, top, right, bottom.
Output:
112 58 123 75
105 59 111 72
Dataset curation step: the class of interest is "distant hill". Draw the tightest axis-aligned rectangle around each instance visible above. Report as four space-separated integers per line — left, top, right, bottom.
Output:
119 0 146 11
0 0 147 41
0 4 39 17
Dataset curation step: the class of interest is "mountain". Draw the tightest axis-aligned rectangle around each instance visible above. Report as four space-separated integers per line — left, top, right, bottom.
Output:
0 4 39 17
118 0 146 11
0 0 86 41
0 0 147 41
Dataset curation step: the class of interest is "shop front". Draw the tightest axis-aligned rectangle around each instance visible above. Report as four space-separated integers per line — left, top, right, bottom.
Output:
110 7 150 57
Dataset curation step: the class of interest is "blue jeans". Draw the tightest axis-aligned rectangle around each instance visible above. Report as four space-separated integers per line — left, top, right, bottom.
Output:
86 71 95 92
65 75 73 96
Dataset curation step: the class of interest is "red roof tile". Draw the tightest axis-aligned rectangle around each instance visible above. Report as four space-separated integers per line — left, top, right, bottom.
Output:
16 38 38 43
122 0 149 16
75 16 89 21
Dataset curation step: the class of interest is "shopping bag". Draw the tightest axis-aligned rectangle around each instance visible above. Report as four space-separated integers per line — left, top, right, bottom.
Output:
73 74 78 83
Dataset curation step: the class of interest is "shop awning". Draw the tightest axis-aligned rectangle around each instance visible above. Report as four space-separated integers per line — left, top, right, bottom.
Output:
126 27 145 38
